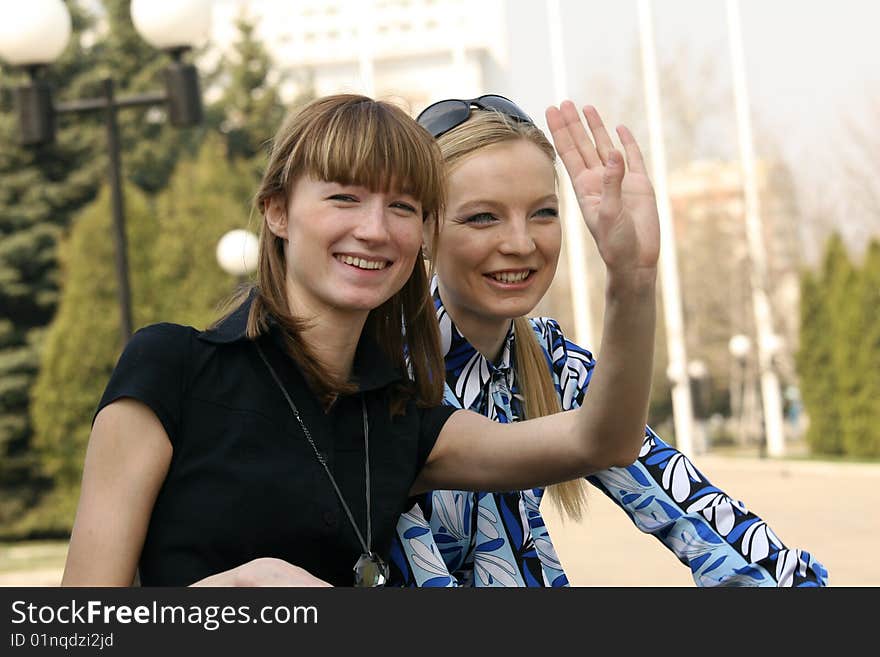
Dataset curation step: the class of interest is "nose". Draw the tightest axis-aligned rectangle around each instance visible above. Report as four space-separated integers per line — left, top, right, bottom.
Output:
352 198 391 243
498 218 536 256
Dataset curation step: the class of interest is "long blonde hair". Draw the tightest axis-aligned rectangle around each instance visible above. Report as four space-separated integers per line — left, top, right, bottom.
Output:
217 94 446 412
436 110 589 520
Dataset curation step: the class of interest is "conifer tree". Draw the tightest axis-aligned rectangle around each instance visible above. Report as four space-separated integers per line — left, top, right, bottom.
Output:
841 240 880 457
19 11 299 536
26 183 158 535
796 234 852 455
0 1 105 528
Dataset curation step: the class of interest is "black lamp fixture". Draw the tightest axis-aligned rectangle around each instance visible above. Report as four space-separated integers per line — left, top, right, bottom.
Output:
0 0 211 343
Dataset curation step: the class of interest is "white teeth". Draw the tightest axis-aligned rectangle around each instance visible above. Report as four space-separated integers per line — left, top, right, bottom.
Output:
337 255 388 270
491 270 530 283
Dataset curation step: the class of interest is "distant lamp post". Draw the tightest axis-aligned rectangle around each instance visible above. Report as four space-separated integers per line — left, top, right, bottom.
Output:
0 0 211 345
687 359 710 453
728 334 752 446
216 229 259 283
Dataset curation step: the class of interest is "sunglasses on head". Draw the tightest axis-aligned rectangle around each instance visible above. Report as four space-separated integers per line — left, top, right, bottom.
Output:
416 94 534 139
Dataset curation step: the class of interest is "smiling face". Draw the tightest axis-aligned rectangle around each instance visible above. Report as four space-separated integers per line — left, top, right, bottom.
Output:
432 138 561 334
266 176 423 320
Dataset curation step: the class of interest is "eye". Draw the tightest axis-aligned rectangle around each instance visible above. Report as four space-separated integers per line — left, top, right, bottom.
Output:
534 207 559 219
391 201 418 214
463 212 497 225
328 194 358 203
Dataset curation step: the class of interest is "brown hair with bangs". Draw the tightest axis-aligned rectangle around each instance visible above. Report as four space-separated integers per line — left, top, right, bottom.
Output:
217 94 446 412
433 109 589 520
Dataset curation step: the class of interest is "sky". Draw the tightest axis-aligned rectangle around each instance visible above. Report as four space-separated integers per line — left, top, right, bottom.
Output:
92 0 880 255
497 0 879 256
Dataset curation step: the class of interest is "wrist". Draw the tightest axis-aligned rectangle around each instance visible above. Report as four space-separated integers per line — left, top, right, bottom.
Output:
605 267 657 300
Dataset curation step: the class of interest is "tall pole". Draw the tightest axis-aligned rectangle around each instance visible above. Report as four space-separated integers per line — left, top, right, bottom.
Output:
545 0 594 348
636 0 695 456
726 0 786 457
102 79 133 344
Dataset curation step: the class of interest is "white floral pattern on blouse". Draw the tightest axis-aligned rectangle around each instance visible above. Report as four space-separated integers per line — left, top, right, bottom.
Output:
387 278 828 587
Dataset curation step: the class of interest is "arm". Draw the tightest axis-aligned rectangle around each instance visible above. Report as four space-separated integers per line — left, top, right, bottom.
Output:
62 399 172 586
587 428 829 587
63 399 332 587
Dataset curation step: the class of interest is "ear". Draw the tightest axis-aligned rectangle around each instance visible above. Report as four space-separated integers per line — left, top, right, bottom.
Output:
421 215 437 261
264 195 288 239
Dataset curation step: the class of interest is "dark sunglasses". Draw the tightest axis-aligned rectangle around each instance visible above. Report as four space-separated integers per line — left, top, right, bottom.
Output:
416 94 533 138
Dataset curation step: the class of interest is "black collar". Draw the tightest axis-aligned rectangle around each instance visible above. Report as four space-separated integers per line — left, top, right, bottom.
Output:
197 288 405 393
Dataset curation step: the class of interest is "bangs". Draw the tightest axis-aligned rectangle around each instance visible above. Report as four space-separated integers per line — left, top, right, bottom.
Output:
281 96 445 218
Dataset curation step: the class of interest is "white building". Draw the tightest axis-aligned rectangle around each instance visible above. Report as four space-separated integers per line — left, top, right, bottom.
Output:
210 0 509 114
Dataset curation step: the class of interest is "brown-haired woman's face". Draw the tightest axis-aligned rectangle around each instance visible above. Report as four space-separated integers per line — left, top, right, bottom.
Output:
432 139 561 325
267 176 424 317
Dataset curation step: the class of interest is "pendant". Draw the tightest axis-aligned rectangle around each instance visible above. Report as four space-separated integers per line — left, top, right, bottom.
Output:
354 552 389 587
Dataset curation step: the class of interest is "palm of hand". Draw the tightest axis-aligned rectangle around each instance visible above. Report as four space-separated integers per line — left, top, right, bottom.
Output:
573 165 660 275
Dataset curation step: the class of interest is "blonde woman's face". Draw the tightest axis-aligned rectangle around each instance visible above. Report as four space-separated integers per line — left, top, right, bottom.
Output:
268 176 423 318
432 139 560 326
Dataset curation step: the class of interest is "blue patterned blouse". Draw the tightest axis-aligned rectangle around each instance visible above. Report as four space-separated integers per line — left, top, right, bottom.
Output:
387 279 828 587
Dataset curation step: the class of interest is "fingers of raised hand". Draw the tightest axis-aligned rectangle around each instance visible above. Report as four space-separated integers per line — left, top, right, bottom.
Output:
546 101 602 170
582 105 617 166
599 150 625 219
547 105 587 179
615 124 648 175
561 101 603 169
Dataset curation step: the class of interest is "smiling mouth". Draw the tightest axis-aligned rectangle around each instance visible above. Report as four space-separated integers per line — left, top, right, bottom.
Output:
334 254 390 270
486 269 534 283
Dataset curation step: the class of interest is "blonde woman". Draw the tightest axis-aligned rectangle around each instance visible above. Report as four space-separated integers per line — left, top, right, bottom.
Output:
388 95 827 587
62 94 657 587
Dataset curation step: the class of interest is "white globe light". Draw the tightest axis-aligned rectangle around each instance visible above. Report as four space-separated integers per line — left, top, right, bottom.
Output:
728 334 752 359
131 0 212 51
0 0 71 66
687 359 708 380
216 230 259 277
761 333 784 356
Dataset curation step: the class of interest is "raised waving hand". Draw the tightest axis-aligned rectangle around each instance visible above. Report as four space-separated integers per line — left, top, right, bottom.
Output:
545 101 660 286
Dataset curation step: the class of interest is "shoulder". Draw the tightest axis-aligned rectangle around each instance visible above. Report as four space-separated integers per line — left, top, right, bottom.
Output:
527 316 595 364
119 323 197 364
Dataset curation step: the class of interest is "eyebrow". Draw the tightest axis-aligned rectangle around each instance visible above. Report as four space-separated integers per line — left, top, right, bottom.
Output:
454 194 559 214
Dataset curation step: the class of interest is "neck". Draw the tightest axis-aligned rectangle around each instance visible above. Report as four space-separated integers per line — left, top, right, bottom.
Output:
285 287 368 382
437 281 511 363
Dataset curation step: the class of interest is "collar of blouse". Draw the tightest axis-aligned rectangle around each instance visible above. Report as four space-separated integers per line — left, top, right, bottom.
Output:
197 287 405 394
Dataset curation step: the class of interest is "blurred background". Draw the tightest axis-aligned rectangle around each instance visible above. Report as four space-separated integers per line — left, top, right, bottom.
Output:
0 0 877 586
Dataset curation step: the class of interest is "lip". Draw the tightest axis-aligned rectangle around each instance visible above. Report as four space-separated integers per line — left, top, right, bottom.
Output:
333 252 393 275
483 268 537 290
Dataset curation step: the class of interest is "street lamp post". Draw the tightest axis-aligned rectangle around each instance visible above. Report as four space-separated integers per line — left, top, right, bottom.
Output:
729 334 751 447
687 359 709 453
0 0 211 345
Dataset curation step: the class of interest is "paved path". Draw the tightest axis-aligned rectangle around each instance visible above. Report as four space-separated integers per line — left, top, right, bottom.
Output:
542 455 880 586
2 456 878 587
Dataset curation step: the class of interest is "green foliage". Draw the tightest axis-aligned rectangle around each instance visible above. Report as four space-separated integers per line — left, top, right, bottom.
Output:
796 234 880 458
840 240 880 457
151 136 259 325
5 4 296 538
21 136 258 538
23 184 156 536
0 1 107 530
209 13 287 162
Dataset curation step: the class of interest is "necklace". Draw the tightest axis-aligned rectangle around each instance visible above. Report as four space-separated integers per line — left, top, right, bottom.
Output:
255 341 389 587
